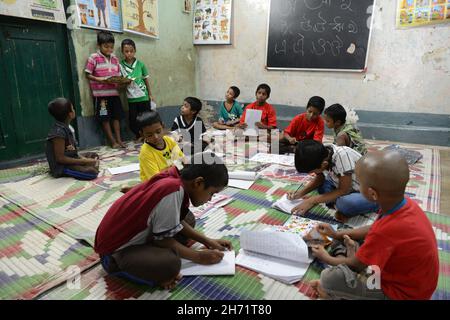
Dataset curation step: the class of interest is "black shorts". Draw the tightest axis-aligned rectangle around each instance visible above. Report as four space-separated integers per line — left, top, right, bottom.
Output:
94 96 124 122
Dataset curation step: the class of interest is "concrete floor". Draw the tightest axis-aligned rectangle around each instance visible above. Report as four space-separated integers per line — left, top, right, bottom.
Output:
441 149 450 215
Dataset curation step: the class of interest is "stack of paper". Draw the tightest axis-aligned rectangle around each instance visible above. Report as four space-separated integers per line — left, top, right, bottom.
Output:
236 230 311 284
271 194 303 214
180 250 236 276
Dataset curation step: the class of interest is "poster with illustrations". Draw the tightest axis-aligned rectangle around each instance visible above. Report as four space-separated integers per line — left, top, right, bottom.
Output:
0 0 66 24
75 0 122 32
193 0 232 45
122 0 159 38
397 0 450 28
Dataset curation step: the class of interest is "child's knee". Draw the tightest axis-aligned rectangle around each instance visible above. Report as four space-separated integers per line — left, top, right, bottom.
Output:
320 266 348 292
160 250 181 282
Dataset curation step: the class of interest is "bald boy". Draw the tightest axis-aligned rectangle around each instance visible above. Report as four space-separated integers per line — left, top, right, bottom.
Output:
309 151 439 300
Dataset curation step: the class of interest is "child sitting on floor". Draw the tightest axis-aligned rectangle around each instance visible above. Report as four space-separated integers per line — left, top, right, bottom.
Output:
46 98 99 180
323 104 367 155
213 86 243 130
309 151 439 300
288 140 379 222
237 83 277 130
171 97 208 156
279 96 325 154
138 111 184 182
94 153 232 290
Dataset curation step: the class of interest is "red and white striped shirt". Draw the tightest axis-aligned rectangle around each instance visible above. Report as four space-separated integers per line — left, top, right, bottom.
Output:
85 51 120 97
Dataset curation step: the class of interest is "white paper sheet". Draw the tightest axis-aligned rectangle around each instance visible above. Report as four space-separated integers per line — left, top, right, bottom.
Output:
228 179 255 189
249 153 295 167
107 163 140 175
243 109 262 136
272 194 304 214
180 250 236 276
228 171 257 181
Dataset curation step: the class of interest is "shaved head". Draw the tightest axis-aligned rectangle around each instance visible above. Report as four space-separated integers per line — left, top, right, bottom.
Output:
356 151 410 196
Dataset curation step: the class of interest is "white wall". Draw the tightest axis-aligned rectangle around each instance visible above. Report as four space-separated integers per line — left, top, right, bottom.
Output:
196 0 450 115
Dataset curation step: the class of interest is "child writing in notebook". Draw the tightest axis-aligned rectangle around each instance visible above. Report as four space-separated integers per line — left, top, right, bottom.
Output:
288 140 379 222
120 39 154 141
213 86 243 130
46 98 99 180
309 151 439 300
237 83 277 130
279 96 325 154
171 97 208 155
95 153 232 290
323 104 367 155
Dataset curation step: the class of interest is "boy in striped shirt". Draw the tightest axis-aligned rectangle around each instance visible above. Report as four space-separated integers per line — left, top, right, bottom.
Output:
85 31 126 148
288 140 379 222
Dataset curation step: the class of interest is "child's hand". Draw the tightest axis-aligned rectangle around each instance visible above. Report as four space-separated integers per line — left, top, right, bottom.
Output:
255 122 265 129
237 123 247 129
288 137 297 145
195 249 224 265
206 238 233 251
343 235 357 257
291 198 315 215
317 223 337 239
311 244 330 262
287 190 302 200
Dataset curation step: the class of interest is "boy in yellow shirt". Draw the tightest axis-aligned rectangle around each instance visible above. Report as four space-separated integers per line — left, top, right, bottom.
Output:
138 111 184 181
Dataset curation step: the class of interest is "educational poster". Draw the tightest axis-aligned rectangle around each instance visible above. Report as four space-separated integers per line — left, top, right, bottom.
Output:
75 0 122 32
397 0 450 28
0 0 66 24
122 0 159 38
193 0 232 45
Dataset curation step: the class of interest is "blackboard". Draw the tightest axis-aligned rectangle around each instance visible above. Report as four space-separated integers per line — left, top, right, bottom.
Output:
266 0 376 71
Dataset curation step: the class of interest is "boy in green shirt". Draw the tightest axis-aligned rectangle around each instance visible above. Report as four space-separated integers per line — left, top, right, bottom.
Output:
120 39 154 140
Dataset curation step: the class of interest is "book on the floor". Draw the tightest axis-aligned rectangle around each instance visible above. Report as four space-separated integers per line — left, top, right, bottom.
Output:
272 215 336 247
107 163 139 175
236 229 312 284
189 193 234 218
228 170 258 181
383 144 423 165
272 194 304 214
180 250 236 276
249 153 295 167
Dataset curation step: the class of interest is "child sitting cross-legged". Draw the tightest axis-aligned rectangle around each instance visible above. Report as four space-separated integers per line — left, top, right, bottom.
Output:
309 151 439 300
95 152 232 290
46 98 99 180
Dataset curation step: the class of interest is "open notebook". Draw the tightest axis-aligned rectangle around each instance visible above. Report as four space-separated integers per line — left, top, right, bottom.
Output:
180 250 236 276
272 194 304 214
236 230 312 284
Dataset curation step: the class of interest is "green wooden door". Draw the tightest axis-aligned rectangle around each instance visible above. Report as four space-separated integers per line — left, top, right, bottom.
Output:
0 16 74 161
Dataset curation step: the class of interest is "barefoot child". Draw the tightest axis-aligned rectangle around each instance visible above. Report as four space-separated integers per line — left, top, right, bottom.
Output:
46 98 99 180
309 151 439 300
95 153 232 289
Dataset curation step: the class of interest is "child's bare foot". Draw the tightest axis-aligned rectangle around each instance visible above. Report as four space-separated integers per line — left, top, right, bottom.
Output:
334 211 349 224
117 141 127 148
111 143 120 149
309 280 329 299
159 273 182 290
343 235 357 258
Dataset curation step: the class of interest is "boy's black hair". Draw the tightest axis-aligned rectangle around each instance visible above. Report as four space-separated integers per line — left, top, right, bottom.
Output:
307 96 325 113
48 97 73 122
97 31 115 45
230 86 240 99
294 140 329 173
324 104 347 124
181 152 229 189
256 83 271 97
121 38 136 51
137 111 163 131
184 97 202 115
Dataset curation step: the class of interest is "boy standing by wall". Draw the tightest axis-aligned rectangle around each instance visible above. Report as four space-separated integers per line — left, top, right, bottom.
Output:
85 31 126 148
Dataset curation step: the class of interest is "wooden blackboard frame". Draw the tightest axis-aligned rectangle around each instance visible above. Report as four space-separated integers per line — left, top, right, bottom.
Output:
265 0 377 72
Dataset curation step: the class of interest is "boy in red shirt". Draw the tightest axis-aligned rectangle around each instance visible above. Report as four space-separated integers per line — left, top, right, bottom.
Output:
95 153 232 290
309 151 439 300
238 83 277 130
279 96 325 154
